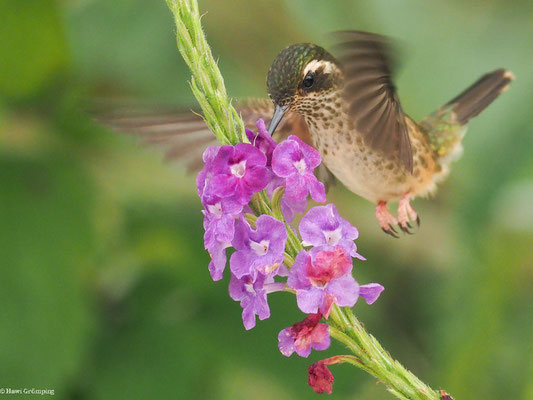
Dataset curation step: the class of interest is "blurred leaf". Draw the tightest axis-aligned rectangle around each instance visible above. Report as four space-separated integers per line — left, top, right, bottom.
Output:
64 0 191 102
0 0 68 100
87 272 221 400
439 231 533 399
0 154 95 391
282 0 371 35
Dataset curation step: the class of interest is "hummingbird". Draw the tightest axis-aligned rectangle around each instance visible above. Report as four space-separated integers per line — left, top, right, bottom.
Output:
101 31 513 237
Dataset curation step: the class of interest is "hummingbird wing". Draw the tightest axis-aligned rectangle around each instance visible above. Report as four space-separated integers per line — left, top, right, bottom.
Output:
333 31 413 173
93 102 218 172
95 97 319 171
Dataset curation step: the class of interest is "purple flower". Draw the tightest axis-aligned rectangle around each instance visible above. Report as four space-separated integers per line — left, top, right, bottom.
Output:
266 178 308 222
246 119 277 165
288 246 359 317
230 215 287 279
359 283 385 305
203 196 242 242
281 194 308 222
201 196 243 281
196 146 219 199
229 273 285 330
205 239 230 282
299 204 364 260
272 135 326 203
278 313 330 357
210 143 269 205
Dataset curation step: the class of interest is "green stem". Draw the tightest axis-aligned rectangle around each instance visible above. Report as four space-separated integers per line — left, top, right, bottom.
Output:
165 1 448 399
334 306 440 400
165 0 245 144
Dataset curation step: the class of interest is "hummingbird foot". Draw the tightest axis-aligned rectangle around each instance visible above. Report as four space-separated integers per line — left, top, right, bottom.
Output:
375 201 399 238
397 193 419 234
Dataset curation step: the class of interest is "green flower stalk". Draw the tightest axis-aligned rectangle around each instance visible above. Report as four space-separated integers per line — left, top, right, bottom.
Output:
165 0 245 144
165 1 451 399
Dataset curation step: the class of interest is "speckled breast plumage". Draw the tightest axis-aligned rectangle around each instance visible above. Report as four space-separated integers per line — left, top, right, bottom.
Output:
295 89 442 203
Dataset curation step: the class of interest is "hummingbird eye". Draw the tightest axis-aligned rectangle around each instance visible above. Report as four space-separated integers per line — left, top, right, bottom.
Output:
303 73 315 89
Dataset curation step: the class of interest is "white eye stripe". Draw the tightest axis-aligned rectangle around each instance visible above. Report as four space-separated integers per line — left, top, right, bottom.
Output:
303 59 334 76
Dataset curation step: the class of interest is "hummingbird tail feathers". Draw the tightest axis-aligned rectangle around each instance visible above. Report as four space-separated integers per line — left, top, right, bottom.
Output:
420 68 513 161
444 68 514 125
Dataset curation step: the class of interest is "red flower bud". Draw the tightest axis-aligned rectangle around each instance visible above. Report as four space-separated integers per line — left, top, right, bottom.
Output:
308 361 334 394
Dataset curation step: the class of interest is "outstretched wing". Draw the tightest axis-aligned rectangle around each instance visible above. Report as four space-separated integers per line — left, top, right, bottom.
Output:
94 103 217 172
95 98 313 170
332 31 413 173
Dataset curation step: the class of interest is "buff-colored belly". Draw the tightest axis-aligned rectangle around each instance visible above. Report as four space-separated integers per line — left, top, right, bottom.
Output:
321 142 410 203
309 122 438 204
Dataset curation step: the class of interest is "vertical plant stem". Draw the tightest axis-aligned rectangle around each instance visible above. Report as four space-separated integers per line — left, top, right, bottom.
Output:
165 0 246 144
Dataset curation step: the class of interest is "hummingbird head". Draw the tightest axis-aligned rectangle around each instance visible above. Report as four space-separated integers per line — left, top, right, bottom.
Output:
266 43 341 134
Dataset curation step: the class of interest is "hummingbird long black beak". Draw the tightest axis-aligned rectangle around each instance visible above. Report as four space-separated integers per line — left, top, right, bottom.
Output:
268 104 289 135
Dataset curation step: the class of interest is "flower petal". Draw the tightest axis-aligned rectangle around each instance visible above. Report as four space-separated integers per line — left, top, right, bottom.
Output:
310 324 331 351
326 274 360 307
228 273 245 301
242 302 257 330
299 204 338 246
254 291 271 321
255 215 287 257
211 145 234 173
284 174 308 202
307 175 326 203
211 174 238 198
359 283 385 305
281 194 307 222
207 241 229 281
235 142 267 167
231 217 252 251
230 250 254 279
229 273 271 330
245 119 277 163
278 327 296 357
272 140 300 177
308 361 334 394
296 287 324 314
287 251 312 290
242 165 269 194
289 135 321 169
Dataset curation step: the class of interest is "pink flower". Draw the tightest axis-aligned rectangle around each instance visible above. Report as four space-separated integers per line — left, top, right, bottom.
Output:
278 313 330 357
288 246 359 318
287 246 384 317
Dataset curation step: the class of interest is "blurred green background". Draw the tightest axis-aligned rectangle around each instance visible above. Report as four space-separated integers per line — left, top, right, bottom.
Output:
1 0 533 399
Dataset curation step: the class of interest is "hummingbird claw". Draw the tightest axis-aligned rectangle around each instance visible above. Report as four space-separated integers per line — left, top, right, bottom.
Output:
376 201 399 238
399 223 414 235
397 192 420 236
382 227 399 239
